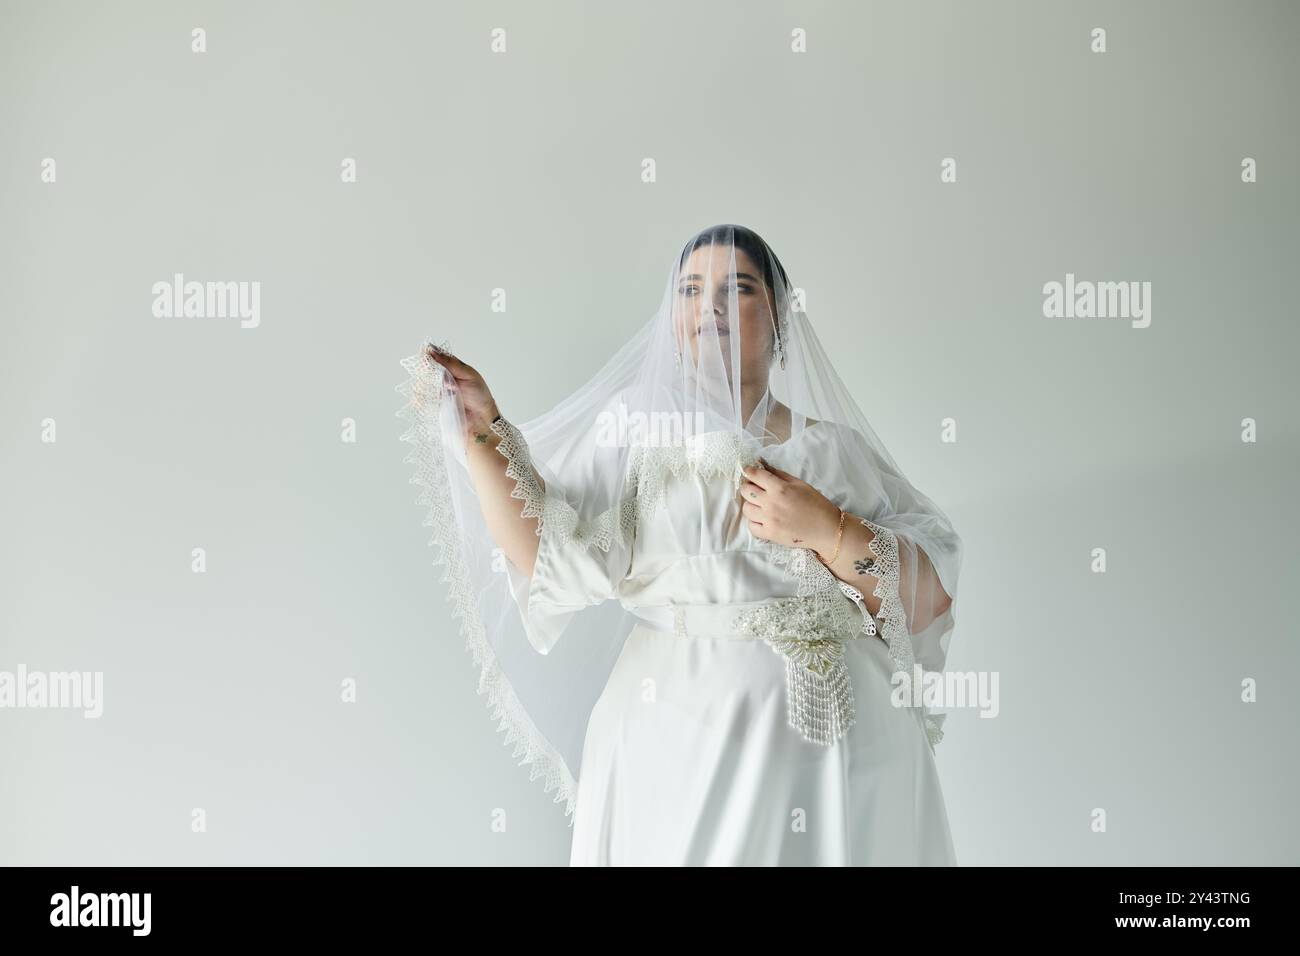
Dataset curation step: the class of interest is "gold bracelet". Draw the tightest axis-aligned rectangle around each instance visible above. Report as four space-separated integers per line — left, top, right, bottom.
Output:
825 508 847 564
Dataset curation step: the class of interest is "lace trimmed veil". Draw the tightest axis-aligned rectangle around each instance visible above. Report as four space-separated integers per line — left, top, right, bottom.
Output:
397 224 962 823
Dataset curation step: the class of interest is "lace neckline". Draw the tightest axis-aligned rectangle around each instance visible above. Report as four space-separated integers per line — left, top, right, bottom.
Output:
624 418 836 454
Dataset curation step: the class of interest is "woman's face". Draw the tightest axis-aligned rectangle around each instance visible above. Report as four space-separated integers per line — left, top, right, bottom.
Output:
673 245 776 377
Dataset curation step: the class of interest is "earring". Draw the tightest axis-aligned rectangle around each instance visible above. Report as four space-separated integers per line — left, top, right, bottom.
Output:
674 346 682 373
772 326 786 370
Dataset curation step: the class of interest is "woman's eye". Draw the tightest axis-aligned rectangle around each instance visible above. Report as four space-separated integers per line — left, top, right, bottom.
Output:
678 283 752 295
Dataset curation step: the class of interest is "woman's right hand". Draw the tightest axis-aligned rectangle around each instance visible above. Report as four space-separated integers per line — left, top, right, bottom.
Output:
425 344 501 438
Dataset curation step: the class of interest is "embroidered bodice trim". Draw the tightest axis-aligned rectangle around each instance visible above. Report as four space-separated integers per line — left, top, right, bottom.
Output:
489 417 946 752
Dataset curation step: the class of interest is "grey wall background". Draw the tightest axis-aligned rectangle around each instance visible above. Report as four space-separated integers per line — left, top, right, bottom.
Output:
1 0 1296 865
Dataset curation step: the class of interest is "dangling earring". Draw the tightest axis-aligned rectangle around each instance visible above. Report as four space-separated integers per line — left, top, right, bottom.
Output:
772 322 786 370
674 346 683 373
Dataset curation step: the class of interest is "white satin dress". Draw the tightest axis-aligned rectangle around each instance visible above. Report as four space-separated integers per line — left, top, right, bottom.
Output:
518 421 956 866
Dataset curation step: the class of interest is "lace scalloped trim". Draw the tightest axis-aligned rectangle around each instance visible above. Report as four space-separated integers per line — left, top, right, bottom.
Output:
490 417 638 554
396 345 578 823
858 519 944 751
858 519 916 678
481 427 759 556
627 431 759 524
925 711 946 748
488 417 548 532
764 545 860 637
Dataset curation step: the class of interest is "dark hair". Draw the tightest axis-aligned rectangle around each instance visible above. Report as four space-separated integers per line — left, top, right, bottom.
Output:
677 224 791 353
678 223 790 297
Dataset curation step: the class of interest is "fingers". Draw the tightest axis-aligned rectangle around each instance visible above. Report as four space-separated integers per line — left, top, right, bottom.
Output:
759 458 795 481
425 343 470 372
425 345 482 390
739 479 765 503
741 462 783 490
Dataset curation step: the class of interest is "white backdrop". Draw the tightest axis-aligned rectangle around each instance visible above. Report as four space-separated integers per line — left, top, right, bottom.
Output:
1 0 1296 865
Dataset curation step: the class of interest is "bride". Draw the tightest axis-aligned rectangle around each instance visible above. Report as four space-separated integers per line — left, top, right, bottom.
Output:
398 224 963 865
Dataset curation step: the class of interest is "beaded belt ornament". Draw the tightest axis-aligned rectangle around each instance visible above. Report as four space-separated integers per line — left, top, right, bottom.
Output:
656 596 869 746
729 596 866 747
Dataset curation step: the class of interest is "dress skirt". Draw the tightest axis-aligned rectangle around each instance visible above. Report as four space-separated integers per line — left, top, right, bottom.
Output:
568 622 957 866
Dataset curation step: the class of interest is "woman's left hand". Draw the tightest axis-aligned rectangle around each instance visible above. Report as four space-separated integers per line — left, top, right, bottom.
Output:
739 459 843 553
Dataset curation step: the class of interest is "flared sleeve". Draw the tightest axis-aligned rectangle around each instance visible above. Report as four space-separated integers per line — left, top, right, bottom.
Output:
489 416 637 655
771 422 963 750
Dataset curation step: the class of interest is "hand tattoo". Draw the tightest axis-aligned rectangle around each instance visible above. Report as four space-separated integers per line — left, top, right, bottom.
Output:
853 554 876 575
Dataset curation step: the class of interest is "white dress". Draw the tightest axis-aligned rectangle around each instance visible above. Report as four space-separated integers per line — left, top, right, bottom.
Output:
514 420 957 866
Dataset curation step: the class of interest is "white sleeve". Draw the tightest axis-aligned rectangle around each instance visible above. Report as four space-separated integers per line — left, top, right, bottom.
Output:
492 418 636 655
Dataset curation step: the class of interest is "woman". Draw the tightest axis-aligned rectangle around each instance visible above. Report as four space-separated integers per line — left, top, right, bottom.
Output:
398 224 962 865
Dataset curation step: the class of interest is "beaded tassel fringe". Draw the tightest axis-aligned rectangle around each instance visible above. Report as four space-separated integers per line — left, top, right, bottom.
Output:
733 597 860 746
771 638 857 745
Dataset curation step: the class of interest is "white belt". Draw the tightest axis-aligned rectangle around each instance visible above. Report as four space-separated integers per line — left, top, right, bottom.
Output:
624 596 865 642
621 595 876 747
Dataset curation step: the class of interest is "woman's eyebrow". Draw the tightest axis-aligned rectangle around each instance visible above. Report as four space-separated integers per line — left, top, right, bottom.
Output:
677 272 761 283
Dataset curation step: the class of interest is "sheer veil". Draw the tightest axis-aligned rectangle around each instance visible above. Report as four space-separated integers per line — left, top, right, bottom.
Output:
397 224 962 823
